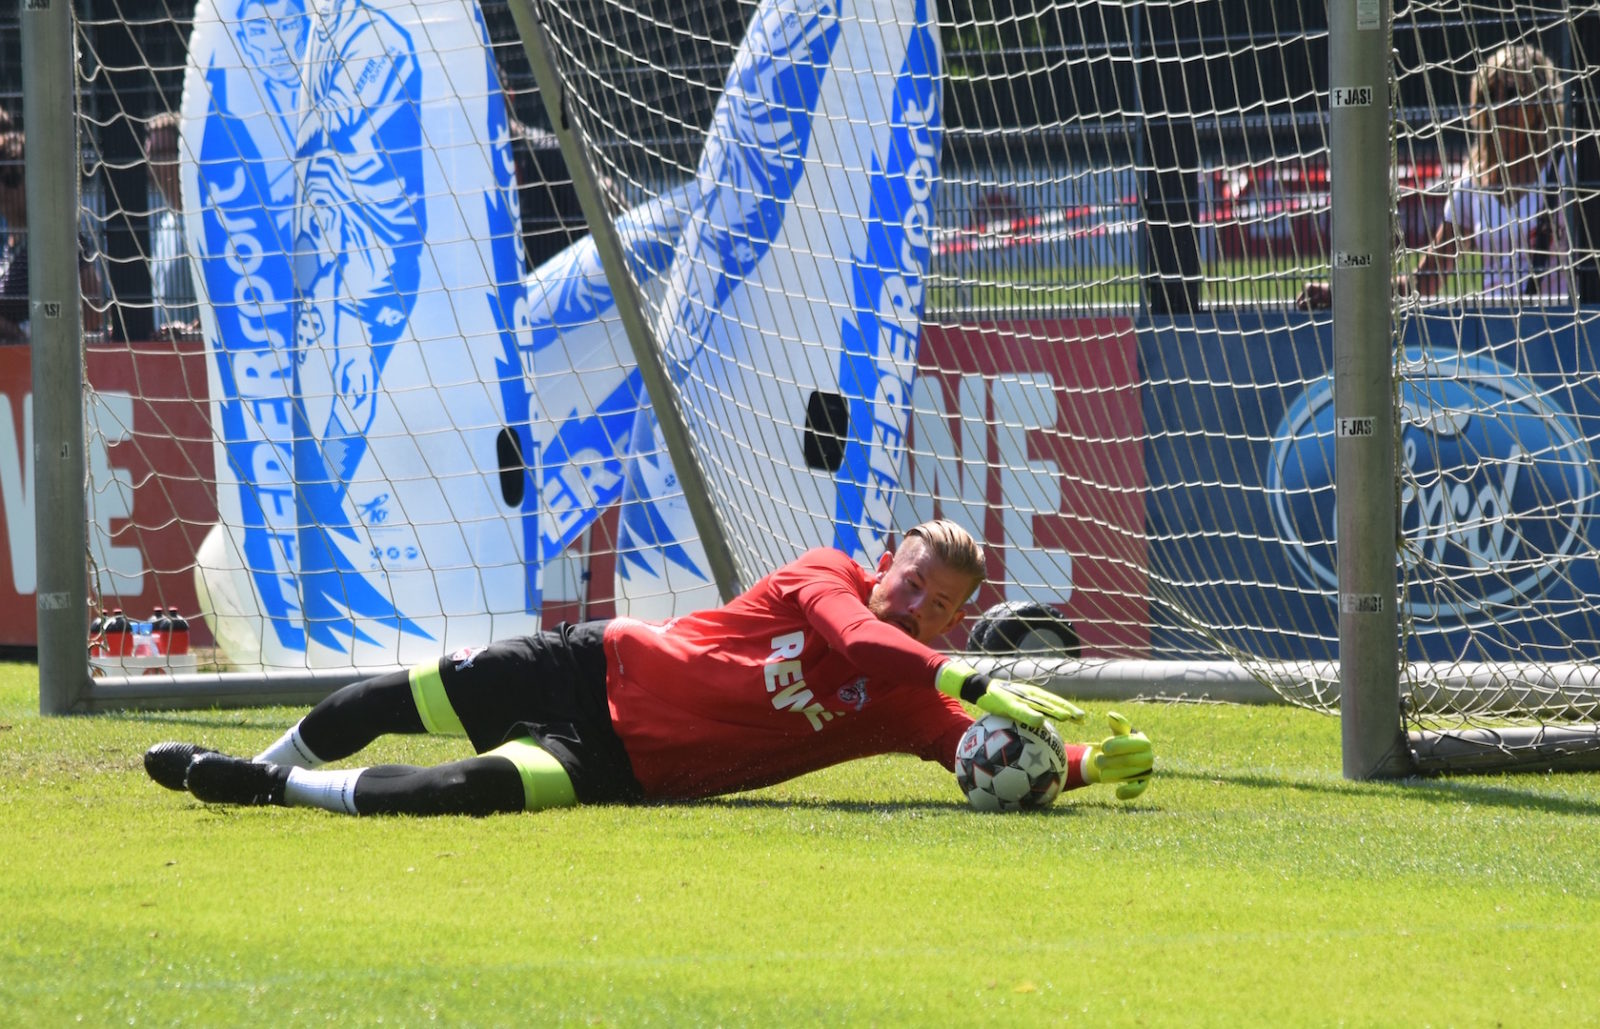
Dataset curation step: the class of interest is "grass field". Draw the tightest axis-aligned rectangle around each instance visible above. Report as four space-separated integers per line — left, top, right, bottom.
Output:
924 255 1487 314
3 663 1598 1026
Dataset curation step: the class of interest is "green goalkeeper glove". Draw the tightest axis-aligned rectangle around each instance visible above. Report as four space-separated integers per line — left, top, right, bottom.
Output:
936 661 1087 729
1083 711 1153 800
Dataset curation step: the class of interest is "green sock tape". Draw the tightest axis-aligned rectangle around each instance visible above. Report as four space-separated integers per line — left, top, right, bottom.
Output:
485 737 578 810
408 662 467 737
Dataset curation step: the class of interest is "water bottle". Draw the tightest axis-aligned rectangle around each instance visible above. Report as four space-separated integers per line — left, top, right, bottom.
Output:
167 607 190 656
152 609 172 655
104 608 130 657
132 614 161 659
132 627 160 659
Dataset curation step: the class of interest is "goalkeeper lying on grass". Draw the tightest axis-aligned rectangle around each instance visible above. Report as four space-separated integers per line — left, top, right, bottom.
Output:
146 519 1153 815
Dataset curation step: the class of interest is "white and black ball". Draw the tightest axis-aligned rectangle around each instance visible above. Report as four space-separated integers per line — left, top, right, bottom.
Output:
967 601 1081 656
954 713 1067 812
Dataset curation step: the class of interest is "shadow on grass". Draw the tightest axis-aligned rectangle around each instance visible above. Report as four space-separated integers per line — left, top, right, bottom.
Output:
1162 766 1600 817
115 709 296 733
654 794 1164 817
660 796 989 815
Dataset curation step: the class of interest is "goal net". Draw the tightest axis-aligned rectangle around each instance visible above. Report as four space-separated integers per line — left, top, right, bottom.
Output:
29 0 1600 770
1385 3 1600 770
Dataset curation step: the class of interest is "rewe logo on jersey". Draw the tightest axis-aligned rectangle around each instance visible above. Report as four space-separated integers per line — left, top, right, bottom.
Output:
763 630 837 731
1268 347 1594 621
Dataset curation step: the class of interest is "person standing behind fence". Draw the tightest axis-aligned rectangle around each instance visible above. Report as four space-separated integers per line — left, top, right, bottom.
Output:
1299 44 1571 308
145 111 201 340
0 121 107 344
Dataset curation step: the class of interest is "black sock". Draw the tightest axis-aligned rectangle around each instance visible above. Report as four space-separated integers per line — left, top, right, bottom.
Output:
351 756 525 816
297 668 429 761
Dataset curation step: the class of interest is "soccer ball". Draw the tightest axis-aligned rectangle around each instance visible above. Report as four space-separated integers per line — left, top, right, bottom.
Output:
967 601 1081 656
954 713 1067 812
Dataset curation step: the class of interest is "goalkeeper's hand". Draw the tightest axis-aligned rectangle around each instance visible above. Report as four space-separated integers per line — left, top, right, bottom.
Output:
1082 711 1153 800
936 662 1087 729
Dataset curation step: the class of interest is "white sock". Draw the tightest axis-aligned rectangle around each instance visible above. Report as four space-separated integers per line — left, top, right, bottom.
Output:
254 723 324 769
283 767 365 815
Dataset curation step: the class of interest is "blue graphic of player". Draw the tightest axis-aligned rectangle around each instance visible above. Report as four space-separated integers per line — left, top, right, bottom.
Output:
476 46 541 615
665 4 839 364
523 186 696 567
193 0 312 650
235 0 309 139
289 0 429 650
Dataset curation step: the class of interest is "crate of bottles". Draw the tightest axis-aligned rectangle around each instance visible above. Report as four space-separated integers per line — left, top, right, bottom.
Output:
88 608 199 676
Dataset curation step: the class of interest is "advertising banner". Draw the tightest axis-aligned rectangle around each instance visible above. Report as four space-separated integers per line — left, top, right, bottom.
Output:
1144 309 1600 662
0 343 215 649
905 318 1149 653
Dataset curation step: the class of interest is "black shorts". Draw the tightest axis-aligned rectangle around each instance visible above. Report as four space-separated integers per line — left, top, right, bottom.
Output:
435 621 644 804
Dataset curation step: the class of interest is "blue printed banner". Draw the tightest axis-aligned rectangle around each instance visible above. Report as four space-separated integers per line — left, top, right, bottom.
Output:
617 0 944 616
183 0 532 668
1144 309 1600 663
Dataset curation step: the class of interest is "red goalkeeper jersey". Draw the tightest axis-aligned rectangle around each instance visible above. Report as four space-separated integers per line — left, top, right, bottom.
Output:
602 547 973 800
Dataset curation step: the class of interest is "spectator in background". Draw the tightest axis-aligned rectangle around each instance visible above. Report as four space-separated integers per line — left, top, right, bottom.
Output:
1299 43 1571 308
145 111 202 340
0 125 33 342
0 124 107 343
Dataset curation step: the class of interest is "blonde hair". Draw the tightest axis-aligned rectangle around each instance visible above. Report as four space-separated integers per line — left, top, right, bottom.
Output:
1468 44 1563 183
903 519 986 597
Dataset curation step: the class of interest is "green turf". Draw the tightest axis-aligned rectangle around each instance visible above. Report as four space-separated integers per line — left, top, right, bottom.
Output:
925 254 1487 314
3 664 1597 1026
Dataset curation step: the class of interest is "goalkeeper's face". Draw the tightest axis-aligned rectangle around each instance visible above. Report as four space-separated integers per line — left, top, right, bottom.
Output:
867 539 972 645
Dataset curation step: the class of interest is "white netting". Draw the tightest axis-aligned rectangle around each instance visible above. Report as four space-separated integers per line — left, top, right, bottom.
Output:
1387 3 1600 760
525 0 1340 701
27 1 1600 765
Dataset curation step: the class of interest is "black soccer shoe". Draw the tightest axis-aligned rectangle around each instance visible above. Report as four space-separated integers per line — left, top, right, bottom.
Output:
144 742 219 792
185 753 289 807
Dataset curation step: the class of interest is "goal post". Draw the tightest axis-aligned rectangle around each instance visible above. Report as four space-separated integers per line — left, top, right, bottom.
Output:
471 0 1600 778
502 0 745 604
1329 0 1410 778
25 0 91 716
19 0 1600 779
